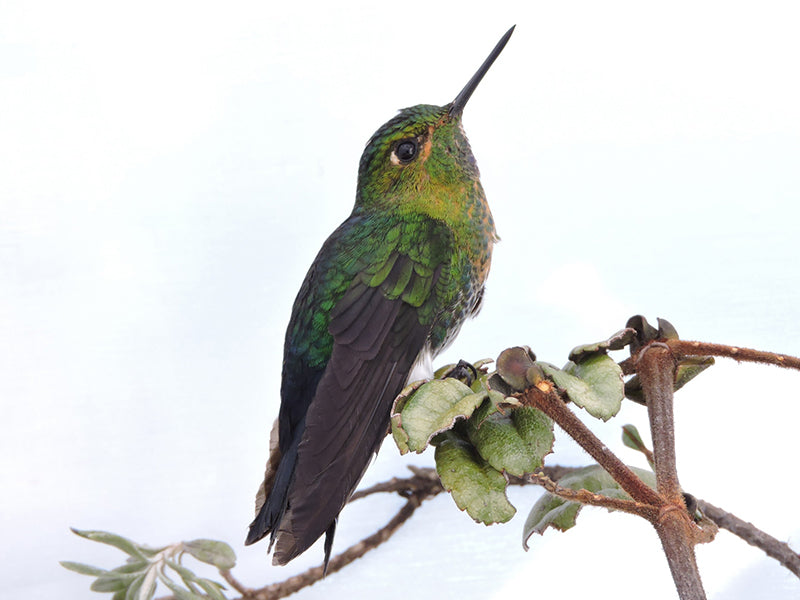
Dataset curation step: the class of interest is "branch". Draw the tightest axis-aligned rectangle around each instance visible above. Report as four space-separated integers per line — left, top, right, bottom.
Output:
249 497 423 599
147 465 796 600
529 470 658 520
220 569 251 596
667 340 800 371
637 343 707 600
697 500 800 578
519 384 663 509
637 344 682 504
243 468 445 599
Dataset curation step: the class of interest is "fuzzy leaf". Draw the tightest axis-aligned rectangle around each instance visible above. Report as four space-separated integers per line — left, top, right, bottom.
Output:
391 379 487 454
568 328 636 362
522 465 656 549
197 579 228 600
467 406 554 476
183 539 236 570
434 431 515 524
157 572 200 600
70 528 150 560
124 575 145 600
564 354 624 420
539 355 623 421
674 355 715 391
112 561 150 575
60 561 109 577
90 573 136 593
621 424 646 452
621 424 655 470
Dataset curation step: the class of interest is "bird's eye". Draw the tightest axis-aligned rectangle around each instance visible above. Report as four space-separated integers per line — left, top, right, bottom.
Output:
395 139 418 163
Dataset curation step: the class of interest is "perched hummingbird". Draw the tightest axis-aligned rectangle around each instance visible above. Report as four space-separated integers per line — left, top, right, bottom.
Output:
246 26 514 568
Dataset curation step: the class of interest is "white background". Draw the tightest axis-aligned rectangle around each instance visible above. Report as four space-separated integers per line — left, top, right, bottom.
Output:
2 1 799 598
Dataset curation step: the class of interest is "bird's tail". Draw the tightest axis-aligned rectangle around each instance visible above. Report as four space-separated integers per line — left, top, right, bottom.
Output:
245 421 299 547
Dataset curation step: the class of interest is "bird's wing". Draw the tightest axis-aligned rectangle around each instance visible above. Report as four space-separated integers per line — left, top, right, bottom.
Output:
272 230 448 565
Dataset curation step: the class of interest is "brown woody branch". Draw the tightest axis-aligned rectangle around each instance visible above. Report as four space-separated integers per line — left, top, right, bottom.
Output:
697 500 800 578
530 470 658 520
667 340 800 371
518 383 663 509
637 343 708 600
166 464 795 600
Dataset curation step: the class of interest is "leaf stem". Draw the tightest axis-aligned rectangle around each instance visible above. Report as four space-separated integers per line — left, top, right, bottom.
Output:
530 471 658 520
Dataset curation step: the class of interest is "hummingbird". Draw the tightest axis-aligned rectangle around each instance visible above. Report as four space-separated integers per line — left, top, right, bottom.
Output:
246 26 514 569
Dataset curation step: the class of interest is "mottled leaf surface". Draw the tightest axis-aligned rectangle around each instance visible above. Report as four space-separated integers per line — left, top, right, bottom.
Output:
182 539 236 570
539 354 623 421
568 328 636 362
434 431 516 524
467 405 554 476
391 379 487 454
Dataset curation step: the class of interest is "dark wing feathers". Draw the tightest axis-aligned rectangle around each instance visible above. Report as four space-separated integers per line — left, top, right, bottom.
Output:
273 273 432 564
248 218 454 567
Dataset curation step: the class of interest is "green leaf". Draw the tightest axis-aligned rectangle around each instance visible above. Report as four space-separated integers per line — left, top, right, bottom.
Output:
467 406 554 477
124 574 144 600
182 539 236 570
70 529 148 560
626 355 715 404
166 559 198 583
564 354 624 420
197 578 228 600
621 424 645 452
621 424 655 470
112 560 149 575
522 465 656 549
59 561 109 577
539 355 623 421
434 431 516 524
157 571 201 600
568 328 636 362
391 379 487 454
674 355 715 391
433 362 457 379
90 574 135 593
167 559 205 595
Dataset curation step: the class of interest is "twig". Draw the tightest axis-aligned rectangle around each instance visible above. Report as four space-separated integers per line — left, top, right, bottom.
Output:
519 384 663 509
529 471 658 520
349 468 441 502
244 469 445 600
668 340 800 371
697 500 800 578
220 569 251 596
151 466 795 600
249 497 423 599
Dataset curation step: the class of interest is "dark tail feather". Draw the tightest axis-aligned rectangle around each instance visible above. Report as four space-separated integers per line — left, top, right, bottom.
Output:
245 434 300 546
322 520 337 576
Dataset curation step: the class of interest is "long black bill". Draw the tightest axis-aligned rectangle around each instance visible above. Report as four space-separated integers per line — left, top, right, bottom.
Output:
449 25 515 117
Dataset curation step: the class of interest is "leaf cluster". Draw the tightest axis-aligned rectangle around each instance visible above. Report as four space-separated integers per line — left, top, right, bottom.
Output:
391 331 631 525
390 319 712 541
61 529 235 600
